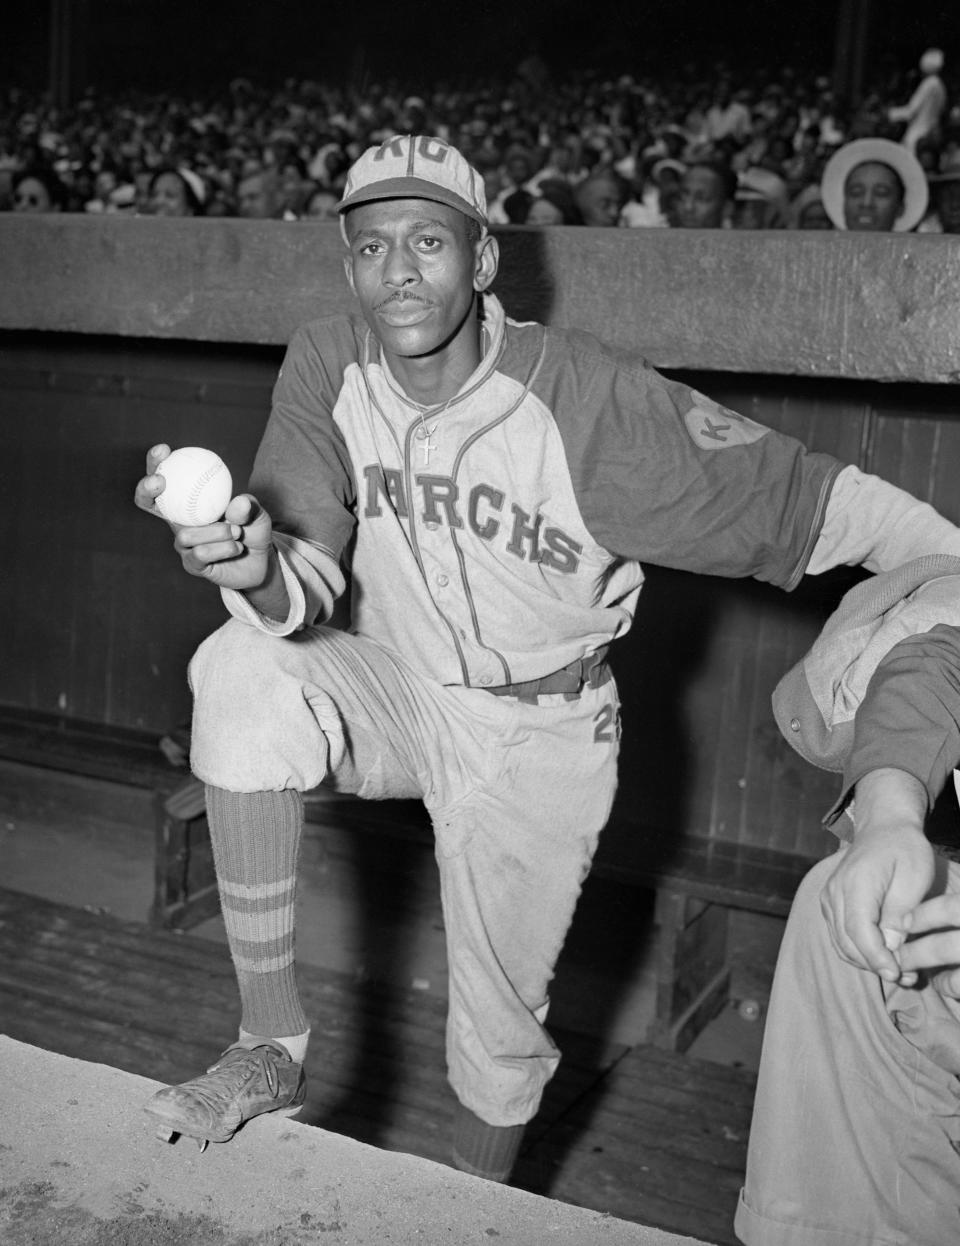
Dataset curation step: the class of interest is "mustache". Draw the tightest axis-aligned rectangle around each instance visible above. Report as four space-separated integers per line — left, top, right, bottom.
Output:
374 291 430 311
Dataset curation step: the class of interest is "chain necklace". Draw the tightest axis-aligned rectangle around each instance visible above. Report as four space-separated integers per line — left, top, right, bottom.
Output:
411 323 492 465
414 391 457 465
415 411 438 465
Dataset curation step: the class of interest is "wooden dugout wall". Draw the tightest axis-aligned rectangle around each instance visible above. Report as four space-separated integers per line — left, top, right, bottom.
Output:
2 217 959 874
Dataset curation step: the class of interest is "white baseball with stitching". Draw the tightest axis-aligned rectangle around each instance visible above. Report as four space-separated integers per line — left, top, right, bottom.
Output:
155 447 233 527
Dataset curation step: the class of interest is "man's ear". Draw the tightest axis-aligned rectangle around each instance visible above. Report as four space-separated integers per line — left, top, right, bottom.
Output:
474 232 499 293
343 254 356 296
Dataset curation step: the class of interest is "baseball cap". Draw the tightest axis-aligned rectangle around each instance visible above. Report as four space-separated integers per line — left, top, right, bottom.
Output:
772 555 960 773
735 167 788 208
337 135 487 226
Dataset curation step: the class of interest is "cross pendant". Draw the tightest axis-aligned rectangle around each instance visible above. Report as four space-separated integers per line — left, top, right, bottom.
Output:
419 429 436 464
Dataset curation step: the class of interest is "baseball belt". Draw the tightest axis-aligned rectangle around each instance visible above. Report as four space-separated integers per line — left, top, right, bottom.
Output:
485 647 611 704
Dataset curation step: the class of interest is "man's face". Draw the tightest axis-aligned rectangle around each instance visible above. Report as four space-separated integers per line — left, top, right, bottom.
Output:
304 189 339 221
150 172 191 217
238 174 277 219
842 161 904 232
577 178 622 227
676 167 727 228
731 197 769 230
526 196 564 225
506 156 532 186
343 198 495 364
799 200 833 230
937 180 960 234
13 176 55 213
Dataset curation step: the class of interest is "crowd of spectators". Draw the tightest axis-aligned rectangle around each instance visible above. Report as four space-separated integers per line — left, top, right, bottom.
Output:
3 49 960 233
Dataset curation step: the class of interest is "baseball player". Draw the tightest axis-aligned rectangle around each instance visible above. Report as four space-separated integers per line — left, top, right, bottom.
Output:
135 134 960 1182
738 564 960 1245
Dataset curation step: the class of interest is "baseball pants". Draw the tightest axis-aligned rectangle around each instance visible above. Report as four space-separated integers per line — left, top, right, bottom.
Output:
188 618 621 1125
736 851 960 1246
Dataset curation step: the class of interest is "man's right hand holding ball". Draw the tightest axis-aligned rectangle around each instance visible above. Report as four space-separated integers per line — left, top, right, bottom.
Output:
136 443 289 619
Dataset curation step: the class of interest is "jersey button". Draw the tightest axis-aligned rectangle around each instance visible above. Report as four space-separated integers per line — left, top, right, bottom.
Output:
436 573 449 587
425 521 439 531
479 674 493 686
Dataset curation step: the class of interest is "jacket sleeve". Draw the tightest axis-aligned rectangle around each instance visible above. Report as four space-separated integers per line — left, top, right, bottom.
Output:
223 321 359 634
545 335 842 589
824 624 960 834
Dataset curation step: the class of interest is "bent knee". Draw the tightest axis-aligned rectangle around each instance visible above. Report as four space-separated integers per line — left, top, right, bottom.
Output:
189 619 285 701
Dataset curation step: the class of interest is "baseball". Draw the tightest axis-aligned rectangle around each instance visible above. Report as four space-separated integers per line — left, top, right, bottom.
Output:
154 447 233 527
880 925 904 952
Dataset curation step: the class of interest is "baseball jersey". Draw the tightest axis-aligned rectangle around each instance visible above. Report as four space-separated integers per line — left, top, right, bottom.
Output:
226 293 842 688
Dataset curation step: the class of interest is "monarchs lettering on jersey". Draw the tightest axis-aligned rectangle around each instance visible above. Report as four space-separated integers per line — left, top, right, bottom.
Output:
361 464 583 573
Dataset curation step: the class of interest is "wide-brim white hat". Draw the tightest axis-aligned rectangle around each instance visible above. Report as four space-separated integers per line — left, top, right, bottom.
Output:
820 137 929 231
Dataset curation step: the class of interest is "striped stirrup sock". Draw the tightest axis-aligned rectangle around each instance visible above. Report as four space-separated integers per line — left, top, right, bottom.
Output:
204 786 308 1038
451 1102 526 1183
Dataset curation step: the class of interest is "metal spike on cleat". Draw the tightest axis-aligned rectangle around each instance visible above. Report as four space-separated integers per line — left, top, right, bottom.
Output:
197 1138 209 1153
155 1125 176 1143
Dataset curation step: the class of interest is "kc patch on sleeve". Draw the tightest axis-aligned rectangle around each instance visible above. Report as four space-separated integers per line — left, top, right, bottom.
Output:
682 390 769 450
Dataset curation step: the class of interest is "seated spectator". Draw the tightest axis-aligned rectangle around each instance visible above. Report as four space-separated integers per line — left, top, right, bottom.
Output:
674 160 737 228
487 145 539 225
731 167 789 229
237 167 292 220
620 157 683 228
84 165 137 214
820 136 928 231
921 150 960 233
524 178 583 225
12 167 67 213
788 183 834 230
501 187 536 224
704 81 753 147
147 167 206 217
300 183 339 221
277 156 309 219
573 169 629 227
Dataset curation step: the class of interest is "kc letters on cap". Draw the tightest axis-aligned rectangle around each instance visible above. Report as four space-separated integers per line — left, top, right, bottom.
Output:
337 135 488 226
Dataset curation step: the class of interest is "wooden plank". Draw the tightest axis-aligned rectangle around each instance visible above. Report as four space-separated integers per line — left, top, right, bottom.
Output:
0 885 749 1240
515 1143 742 1246
2 218 960 382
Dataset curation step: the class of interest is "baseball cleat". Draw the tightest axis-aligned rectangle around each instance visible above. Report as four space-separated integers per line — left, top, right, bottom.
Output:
144 1036 306 1150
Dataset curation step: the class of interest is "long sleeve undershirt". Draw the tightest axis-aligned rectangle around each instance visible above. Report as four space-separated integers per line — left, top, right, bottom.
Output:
825 624 960 831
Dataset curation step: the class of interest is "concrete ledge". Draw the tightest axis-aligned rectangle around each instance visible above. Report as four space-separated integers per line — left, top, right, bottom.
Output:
2 215 960 381
0 1036 712 1246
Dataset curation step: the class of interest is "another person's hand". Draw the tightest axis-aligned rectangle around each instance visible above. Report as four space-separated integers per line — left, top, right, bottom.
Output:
135 443 275 592
820 768 936 983
899 891 960 997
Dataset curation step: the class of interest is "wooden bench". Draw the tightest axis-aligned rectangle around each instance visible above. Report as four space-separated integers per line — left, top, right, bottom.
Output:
154 769 821 1051
594 833 819 1051
0 706 214 928
0 704 819 1052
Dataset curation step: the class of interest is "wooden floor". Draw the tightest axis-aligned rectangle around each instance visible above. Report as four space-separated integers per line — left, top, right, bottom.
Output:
0 884 754 1245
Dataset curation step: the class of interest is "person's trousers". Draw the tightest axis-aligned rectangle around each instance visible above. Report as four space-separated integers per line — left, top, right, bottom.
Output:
188 619 621 1126
736 850 960 1246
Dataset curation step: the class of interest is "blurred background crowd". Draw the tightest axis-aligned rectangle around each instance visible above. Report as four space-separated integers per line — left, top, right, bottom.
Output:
4 46 960 234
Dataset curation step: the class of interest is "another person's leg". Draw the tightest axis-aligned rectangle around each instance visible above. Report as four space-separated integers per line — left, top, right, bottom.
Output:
430 677 621 1180
736 852 960 1246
